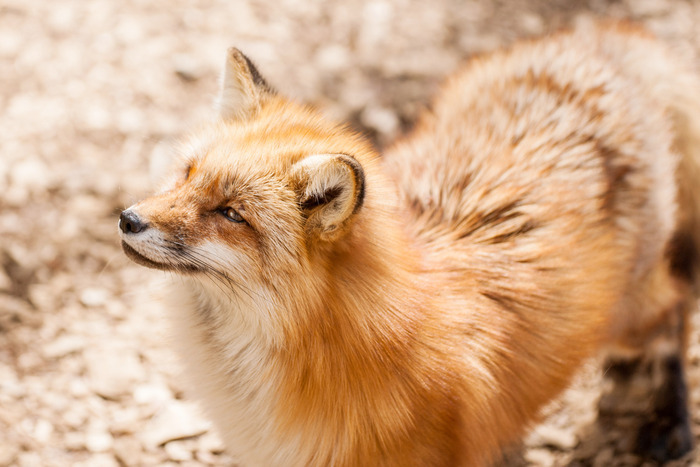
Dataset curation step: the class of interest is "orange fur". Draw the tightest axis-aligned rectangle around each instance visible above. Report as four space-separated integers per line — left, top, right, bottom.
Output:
120 22 700 466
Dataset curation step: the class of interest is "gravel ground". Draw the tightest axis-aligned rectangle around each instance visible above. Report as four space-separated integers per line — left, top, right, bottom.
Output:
2 1 700 466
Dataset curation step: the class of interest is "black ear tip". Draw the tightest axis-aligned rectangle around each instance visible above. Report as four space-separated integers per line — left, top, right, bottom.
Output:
241 54 272 91
339 155 366 214
225 46 274 94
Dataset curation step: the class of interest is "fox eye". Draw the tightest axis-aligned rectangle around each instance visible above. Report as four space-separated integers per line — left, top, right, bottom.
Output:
221 207 245 223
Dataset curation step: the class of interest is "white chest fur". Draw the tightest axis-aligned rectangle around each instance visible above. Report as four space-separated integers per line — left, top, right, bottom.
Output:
168 280 308 466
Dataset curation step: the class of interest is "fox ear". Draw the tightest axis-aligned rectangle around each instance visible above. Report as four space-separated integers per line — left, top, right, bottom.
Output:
218 48 273 120
291 154 366 241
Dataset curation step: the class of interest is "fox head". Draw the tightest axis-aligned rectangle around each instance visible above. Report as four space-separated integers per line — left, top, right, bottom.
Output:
119 49 384 335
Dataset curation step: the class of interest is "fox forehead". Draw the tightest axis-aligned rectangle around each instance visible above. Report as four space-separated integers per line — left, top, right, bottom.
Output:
183 127 286 174
180 127 365 200
188 162 290 209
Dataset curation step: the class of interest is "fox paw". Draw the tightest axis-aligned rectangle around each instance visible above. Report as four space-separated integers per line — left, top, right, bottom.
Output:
636 417 692 462
634 355 693 462
600 355 693 462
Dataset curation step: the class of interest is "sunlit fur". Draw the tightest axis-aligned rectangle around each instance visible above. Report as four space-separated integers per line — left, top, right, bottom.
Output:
120 22 700 466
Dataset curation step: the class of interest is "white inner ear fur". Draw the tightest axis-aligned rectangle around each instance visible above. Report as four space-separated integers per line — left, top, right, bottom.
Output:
293 154 363 239
217 48 262 121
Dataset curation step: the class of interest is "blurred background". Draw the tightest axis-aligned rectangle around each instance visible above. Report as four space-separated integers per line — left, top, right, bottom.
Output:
1 1 700 465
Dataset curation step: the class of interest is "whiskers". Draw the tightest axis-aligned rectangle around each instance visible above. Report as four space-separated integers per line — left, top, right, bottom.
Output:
165 240 270 306
98 250 129 279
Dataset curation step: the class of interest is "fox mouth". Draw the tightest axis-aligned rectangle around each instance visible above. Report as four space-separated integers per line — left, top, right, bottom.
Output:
121 241 176 271
121 240 205 274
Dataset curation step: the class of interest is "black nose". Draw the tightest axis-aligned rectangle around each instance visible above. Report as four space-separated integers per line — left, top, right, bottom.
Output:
119 210 147 234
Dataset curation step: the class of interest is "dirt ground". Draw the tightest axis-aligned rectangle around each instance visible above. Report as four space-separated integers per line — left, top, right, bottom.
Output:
2 0 700 466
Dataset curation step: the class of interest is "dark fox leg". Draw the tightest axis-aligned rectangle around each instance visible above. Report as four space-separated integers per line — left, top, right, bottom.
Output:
635 353 692 461
600 281 693 462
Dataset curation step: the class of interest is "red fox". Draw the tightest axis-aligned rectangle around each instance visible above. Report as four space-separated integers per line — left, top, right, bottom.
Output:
120 21 700 466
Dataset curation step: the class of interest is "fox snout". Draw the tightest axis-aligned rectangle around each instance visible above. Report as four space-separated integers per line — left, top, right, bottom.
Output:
119 209 148 234
119 207 166 271
119 198 238 275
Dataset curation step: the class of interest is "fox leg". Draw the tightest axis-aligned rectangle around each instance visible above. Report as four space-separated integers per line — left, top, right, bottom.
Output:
600 264 693 461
